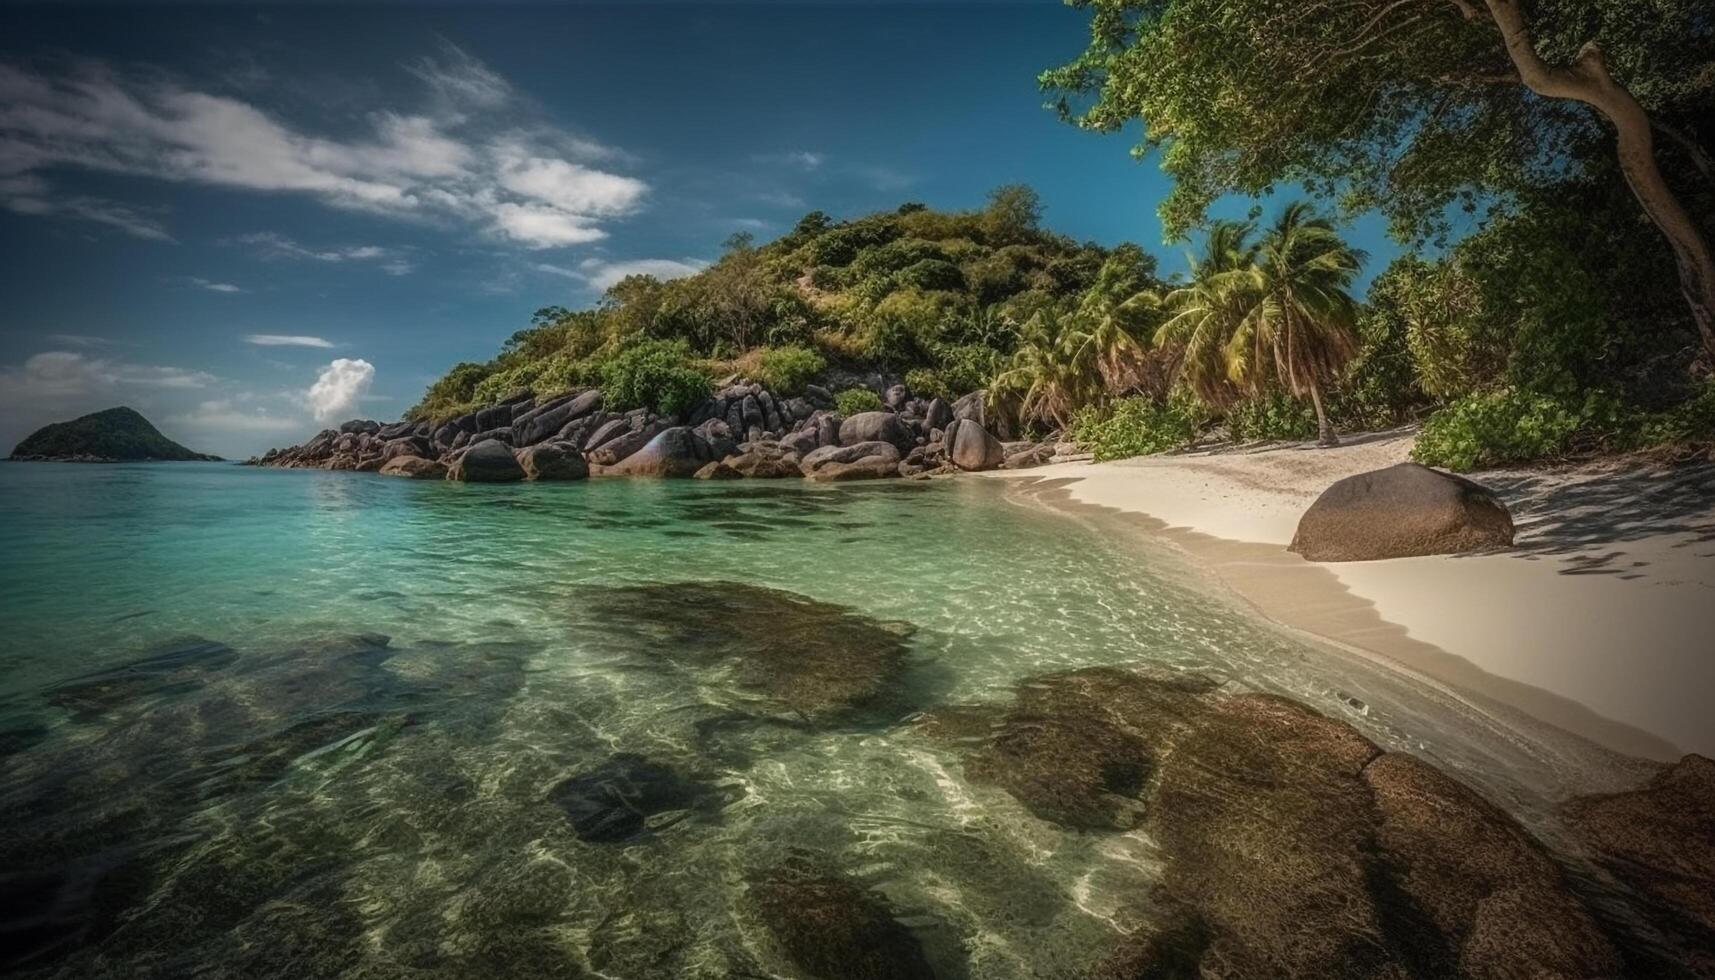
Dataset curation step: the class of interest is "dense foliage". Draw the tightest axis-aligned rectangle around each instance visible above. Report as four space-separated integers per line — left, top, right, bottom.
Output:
1042 0 1714 468
408 187 1144 423
9 406 214 460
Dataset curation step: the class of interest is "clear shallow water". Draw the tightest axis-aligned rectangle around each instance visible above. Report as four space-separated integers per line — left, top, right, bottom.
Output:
0 462 1600 978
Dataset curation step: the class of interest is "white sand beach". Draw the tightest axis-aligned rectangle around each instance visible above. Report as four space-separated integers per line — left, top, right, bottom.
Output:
989 433 1715 762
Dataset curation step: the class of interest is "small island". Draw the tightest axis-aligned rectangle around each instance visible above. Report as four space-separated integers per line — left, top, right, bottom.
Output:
7 406 220 463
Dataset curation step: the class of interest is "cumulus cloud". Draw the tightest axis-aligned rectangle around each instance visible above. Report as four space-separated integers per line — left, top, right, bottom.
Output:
187 277 242 293
0 46 647 247
305 357 374 424
245 334 333 348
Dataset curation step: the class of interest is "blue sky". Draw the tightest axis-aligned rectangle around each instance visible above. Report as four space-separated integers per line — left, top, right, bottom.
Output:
0 2 1399 458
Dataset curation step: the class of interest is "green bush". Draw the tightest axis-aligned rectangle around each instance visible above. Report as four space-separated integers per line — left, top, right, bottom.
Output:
1225 392 1317 442
754 345 826 394
1070 394 1207 461
1412 389 1584 471
904 368 950 401
834 387 884 415
894 258 966 292
600 339 712 418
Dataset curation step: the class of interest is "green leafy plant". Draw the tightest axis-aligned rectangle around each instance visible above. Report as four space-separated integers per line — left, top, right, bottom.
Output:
753 345 827 395
834 387 884 415
1070 394 1207 461
1412 389 1585 471
599 339 712 418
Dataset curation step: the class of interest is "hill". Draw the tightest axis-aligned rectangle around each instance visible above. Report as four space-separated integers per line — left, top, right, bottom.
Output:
407 186 1162 424
9 407 220 462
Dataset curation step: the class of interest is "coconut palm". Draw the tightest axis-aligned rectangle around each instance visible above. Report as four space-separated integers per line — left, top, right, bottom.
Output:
1225 202 1367 446
1150 220 1260 408
990 308 1100 430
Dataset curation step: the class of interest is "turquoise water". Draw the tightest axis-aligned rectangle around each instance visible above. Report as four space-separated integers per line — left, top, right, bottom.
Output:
0 462 1586 978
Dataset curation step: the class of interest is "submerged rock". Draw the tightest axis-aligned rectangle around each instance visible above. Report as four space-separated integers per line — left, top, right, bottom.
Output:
959 667 1620 979
548 752 739 843
573 582 915 721
1289 462 1514 561
749 857 936 980
45 637 238 719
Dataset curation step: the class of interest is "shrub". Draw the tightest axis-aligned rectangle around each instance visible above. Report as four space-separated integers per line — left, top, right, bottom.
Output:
754 345 827 395
1070 394 1207 461
904 368 950 401
600 339 712 418
895 258 966 292
1225 392 1317 442
1412 389 1584 471
834 387 884 415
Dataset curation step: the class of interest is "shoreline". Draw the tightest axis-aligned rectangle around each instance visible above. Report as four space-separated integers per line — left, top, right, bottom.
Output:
986 434 1715 764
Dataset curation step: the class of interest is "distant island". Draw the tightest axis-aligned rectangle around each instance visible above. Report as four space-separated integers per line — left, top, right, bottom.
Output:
8 406 220 463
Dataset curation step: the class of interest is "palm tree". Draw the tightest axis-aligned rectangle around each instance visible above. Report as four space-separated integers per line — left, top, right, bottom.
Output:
1151 220 1260 408
990 308 1099 430
1226 202 1367 446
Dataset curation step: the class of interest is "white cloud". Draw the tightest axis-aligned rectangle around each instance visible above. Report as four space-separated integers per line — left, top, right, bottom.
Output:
574 257 708 291
788 151 824 169
490 201 607 247
233 231 416 274
306 357 374 423
187 277 242 293
0 47 647 248
46 333 114 348
245 334 333 348
0 350 214 405
171 398 299 432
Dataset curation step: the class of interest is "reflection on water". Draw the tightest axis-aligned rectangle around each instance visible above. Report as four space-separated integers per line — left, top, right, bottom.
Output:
0 463 1620 977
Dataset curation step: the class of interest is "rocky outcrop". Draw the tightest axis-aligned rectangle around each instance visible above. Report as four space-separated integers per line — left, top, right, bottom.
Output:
252 379 1054 484
1564 754 1715 974
945 418 1004 472
447 439 524 482
516 442 589 481
548 752 738 843
951 667 1622 980
602 427 710 477
378 455 446 479
801 441 902 482
1290 462 1515 561
838 411 916 452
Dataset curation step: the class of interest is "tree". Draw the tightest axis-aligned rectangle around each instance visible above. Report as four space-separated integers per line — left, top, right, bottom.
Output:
990 307 1100 428
982 184 1046 244
1044 0 1715 361
1152 220 1260 408
1230 202 1368 445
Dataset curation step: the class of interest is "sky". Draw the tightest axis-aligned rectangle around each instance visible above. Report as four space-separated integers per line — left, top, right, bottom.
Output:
0 2 1401 459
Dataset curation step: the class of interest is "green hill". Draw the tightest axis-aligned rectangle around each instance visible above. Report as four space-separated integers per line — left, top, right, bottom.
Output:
9 407 219 462
407 186 1163 422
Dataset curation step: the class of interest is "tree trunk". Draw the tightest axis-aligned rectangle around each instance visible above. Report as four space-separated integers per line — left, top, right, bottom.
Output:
1310 383 1338 446
1484 0 1715 362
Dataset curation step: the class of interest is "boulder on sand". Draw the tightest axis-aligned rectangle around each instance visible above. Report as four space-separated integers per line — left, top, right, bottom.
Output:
447 439 524 483
378 455 446 479
1288 462 1514 561
517 441 589 481
945 418 1004 472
